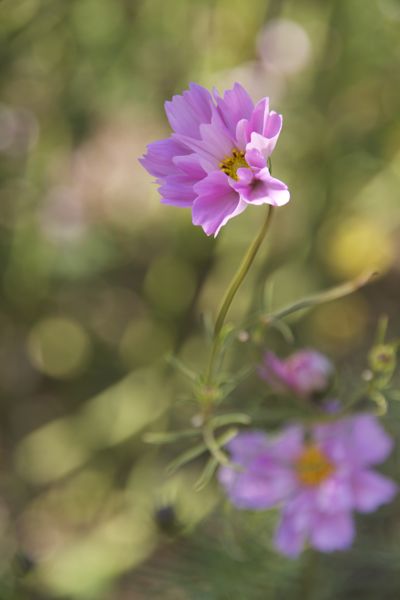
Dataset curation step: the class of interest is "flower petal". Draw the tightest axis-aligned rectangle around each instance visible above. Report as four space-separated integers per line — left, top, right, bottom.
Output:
349 415 394 466
246 104 282 152
226 430 270 464
286 350 333 397
140 138 189 178
159 174 199 206
192 171 246 236
315 474 353 513
269 425 304 461
248 98 270 136
233 167 290 207
259 350 332 399
158 155 206 206
173 154 205 178
247 117 281 160
275 515 307 558
245 147 266 170
219 454 295 510
175 113 234 172
235 118 251 149
310 511 355 552
264 111 283 144
198 117 234 160
351 469 397 513
258 352 290 392
165 83 214 138
274 491 313 557
315 415 394 468
215 82 254 138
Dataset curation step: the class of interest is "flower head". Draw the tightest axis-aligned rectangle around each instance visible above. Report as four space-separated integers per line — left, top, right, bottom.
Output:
259 349 333 398
140 83 290 236
219 415 396 557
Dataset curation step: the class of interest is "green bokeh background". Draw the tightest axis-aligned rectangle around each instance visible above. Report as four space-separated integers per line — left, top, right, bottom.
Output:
1 0 400 598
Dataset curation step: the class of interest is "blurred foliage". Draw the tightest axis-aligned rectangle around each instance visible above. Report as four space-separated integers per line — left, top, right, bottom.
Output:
0 0 400 598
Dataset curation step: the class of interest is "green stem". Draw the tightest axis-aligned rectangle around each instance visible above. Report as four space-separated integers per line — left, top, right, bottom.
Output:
300 550 317 600
202 423 234 466
256 271 375 327
204 205 274 386
214 205 274 337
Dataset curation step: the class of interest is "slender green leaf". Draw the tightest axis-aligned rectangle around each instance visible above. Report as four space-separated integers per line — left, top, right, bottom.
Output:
256 272 375 327
166 441 208 475
210 413 251 429
194 456 219 491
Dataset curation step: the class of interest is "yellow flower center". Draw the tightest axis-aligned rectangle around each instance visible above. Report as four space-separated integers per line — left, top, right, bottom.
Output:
220 149 249 180
296 445 334 487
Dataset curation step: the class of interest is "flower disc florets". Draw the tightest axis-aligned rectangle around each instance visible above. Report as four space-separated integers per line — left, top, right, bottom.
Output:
220 149 249 180
295 444 334 486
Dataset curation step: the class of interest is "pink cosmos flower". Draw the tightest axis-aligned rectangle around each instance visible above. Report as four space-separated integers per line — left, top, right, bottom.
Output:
140 83 290 236
259 349 333 398
219 415 397 557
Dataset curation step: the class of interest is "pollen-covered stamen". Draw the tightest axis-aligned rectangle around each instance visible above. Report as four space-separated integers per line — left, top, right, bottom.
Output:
219 149 249 181
296 444 334 487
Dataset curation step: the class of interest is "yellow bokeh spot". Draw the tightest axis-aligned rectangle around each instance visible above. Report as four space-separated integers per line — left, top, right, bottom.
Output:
322 217 393 279
309 295 369 353
144 255 196 316
296 445 334 486
119 318 173 368
27 317 91 378
15 368 170 484
80 368 169 448
15 417 89 484
36 511 157 598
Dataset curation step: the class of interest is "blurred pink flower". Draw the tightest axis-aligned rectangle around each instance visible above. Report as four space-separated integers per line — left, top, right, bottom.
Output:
219 415 397 557
140 83 289 236
259 349 333 398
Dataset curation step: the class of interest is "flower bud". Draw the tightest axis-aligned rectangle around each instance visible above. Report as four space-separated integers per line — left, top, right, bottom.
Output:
259 349 333 398
368 344 396 374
